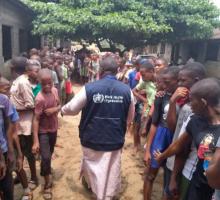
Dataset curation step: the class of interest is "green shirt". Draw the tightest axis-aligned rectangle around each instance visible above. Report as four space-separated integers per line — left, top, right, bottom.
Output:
32 83 41 98
62 65 68 80
136 80 156 116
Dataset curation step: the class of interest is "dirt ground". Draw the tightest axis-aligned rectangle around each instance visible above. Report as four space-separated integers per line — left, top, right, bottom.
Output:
15 85 163 200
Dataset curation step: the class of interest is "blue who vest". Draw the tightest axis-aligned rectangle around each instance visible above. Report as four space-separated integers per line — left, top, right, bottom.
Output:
79 75 131 151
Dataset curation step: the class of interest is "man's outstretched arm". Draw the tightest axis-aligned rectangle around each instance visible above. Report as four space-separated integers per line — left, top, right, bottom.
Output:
61 87 87 116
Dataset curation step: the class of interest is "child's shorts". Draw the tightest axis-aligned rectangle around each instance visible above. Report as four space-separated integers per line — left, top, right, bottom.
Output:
150 126 173 168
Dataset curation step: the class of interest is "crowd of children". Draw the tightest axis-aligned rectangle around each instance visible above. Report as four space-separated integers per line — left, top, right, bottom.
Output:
0 45 220 200
0 47 75 200
112 54 220 200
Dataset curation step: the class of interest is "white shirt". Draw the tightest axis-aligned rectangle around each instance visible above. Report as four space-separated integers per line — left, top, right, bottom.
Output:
166 114 198 180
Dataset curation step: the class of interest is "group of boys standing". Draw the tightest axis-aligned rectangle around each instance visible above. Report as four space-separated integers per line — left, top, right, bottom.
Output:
0 46 220 200
0 47 75 200
115 55 220 200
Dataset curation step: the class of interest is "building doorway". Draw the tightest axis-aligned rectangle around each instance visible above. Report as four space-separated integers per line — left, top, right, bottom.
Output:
2 25 12 61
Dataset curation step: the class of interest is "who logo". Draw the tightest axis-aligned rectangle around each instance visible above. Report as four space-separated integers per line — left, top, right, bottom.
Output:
93 93 104 103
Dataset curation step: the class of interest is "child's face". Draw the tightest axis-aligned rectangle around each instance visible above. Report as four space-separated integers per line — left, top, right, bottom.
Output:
178 70 195 89
84 57 91 66
140 68 154 81
135 63 140 71
47 59 54 70
92 55 98 61
28 67 40 82
155 75 164 91
64 60 69 65
42 61 49 69
163 73 178 93
155 60 166 74
41 77 53 93
0 83 11 96
189 94 206 115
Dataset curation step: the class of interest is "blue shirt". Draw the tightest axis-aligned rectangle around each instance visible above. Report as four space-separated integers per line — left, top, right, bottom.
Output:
128 70 137 89
0 94 19 153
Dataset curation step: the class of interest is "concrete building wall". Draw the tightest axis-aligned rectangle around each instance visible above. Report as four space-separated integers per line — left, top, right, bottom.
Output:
0 0 32 69
144 40 220 78
205 61 220 78
179 43 190 63
144 42 172 63
163 43 172 63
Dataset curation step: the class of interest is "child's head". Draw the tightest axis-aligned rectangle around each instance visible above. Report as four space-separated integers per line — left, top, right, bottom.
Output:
178 62 206 89
29 48 39 57
132 56 142 71
54 52 63 65
84 57 91 66
64 56 71 66
26 59 41 82
139 59 154 82
155 58 168 74
0 76 11 96
92 53 99 61
190 78 220 116
38 69 53 94
41 57 49 69
30 55 41 62
117 57 126 69
10 57 28 79
162 66 180 94
155 68 167 91
46 57 54 70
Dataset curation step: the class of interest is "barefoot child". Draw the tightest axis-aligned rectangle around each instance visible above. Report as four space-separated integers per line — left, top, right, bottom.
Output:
10 58 40 192
32 68 61 199
132 60 156 152
143 67 179 200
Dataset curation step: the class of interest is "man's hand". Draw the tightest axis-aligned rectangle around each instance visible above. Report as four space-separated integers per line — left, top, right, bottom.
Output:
16 155 23 172
153 150 163 164
44 107 59 116
170 87 189 103
32 142 40 154
0 159 6 180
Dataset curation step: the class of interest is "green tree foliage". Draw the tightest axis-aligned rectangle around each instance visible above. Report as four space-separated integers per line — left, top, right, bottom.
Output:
22 0 220 49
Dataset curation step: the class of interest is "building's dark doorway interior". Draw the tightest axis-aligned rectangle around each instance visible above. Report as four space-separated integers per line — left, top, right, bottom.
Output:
2 25 12 61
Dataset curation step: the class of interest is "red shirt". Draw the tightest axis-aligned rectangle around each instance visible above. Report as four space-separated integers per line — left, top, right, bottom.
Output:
35 87 59 133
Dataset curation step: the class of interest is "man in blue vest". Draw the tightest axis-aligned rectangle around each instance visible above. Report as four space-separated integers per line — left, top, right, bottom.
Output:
61 55 135 200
